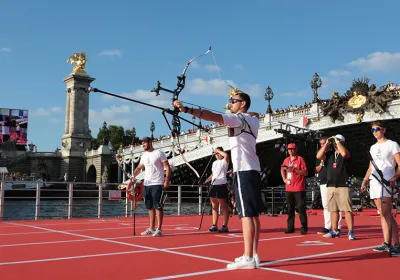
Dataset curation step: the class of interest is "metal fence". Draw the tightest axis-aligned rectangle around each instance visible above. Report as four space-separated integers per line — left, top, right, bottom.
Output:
0 180 399 221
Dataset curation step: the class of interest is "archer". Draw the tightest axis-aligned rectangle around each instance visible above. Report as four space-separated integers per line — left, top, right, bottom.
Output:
173 88 263 269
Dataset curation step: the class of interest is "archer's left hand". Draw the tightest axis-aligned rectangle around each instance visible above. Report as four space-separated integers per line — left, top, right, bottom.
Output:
173 100 185 112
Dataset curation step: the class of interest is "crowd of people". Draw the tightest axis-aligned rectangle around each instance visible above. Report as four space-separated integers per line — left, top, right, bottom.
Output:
272 102 313 115
127 88 400 271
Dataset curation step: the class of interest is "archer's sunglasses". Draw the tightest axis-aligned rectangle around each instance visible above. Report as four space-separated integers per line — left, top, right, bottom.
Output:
371 127 383 133
229 98 244 104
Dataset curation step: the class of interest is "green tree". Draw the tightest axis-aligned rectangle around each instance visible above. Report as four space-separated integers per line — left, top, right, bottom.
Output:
90 122 138 150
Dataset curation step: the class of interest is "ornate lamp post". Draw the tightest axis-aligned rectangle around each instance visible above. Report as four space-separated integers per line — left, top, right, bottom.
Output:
28 142 35 152
310 72 322 103
150 121 155 140
264 86 274 114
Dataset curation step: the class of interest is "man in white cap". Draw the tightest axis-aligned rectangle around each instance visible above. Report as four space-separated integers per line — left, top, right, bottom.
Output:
315 136 342 235
316 134 355 240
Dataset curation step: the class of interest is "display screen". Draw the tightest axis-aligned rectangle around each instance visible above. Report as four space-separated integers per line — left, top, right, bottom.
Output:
0 108 29 145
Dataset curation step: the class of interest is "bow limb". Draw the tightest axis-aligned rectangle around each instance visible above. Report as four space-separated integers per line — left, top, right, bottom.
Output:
179 152 200 179
181 46 212 77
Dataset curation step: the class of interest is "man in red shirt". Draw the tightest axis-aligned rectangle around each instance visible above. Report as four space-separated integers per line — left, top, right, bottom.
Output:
281 143 308 234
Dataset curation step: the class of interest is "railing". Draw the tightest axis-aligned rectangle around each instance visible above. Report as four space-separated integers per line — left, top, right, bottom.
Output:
1 180 399 221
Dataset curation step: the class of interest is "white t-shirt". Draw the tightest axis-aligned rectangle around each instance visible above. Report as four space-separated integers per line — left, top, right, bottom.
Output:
212 159 228 185
139 150 168 186
221 113 261 172
369 139 400 188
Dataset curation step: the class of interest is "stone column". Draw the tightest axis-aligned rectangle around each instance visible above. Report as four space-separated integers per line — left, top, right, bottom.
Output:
60 73 95 182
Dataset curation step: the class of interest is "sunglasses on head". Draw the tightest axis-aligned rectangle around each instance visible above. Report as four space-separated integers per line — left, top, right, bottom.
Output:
229 98 244 104
371 127 383 133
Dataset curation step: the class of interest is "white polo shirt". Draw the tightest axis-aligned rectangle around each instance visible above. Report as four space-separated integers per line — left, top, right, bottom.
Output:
222 113 261 172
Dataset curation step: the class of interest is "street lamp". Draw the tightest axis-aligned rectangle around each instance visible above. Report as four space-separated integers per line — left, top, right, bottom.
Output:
192 115 196 130
310 72 322 103
264 86 274 114
28 142 35 152
150 121 155 140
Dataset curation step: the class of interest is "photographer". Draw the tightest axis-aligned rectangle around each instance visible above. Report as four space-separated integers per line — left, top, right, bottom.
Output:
315 136 342 234
281 143 308 234
316 134 355 240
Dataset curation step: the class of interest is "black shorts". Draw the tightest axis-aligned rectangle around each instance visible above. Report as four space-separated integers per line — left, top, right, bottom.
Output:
233 170 264 218
144 185 164 210
209 184 229 199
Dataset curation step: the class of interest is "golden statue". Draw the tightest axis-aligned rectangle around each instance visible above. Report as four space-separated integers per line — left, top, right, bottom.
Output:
348 91 367 108
67 52 88 75
355 112 364 122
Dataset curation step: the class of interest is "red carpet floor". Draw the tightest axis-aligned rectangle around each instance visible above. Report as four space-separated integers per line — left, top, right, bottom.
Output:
0 209 398 280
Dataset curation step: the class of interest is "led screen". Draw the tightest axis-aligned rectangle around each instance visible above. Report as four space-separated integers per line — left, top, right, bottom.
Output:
0 108 29 145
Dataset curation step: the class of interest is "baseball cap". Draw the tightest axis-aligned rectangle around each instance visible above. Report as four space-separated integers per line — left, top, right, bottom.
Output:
335 134 345 142
288 143 297 149
141 136 153 142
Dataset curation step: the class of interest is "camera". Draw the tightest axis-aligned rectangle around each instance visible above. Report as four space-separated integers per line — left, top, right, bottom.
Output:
328 138 336 144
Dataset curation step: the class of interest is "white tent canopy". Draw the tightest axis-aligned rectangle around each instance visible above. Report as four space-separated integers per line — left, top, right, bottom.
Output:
0 167 8 174
0 167 9 180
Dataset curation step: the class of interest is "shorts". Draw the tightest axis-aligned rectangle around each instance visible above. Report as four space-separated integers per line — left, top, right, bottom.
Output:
327 186 352 212
144 185 164 210
209 184 229 199
232 170 265 218
369 179 394 199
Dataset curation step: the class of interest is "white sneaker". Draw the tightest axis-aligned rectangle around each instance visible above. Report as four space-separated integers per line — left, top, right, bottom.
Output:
152 229 163 237
227 256 256 269
141 228 154 236
235 254 260 267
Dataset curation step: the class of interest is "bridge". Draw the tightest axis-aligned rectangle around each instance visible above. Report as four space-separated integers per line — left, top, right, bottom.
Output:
117 98 400 183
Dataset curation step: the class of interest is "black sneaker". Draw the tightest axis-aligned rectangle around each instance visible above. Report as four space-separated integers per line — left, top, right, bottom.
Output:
317 228 330 234
208 225 218 232
390 244 400 256
300 228 308 235
373 242 390 252
218 225 229 233
285 229 295 234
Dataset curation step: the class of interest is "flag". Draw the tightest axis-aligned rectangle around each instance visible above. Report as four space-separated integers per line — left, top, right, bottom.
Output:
299 116 308 128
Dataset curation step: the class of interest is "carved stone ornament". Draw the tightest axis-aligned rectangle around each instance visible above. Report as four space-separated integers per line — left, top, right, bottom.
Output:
320 85 399 123
76 140 84 148
62 141 68 148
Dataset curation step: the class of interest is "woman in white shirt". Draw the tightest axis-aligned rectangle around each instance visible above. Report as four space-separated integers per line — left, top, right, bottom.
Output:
206 147 230 233
362 121 400 255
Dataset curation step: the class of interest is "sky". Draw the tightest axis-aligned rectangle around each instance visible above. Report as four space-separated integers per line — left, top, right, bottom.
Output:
1 0 400 152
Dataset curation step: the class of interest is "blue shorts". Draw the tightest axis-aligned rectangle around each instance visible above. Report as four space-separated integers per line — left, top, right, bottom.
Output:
144 185 164 210
233 170 264 218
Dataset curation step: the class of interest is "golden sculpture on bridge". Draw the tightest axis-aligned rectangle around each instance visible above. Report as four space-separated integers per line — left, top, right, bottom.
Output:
66 52 88 75
348 91 367 109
